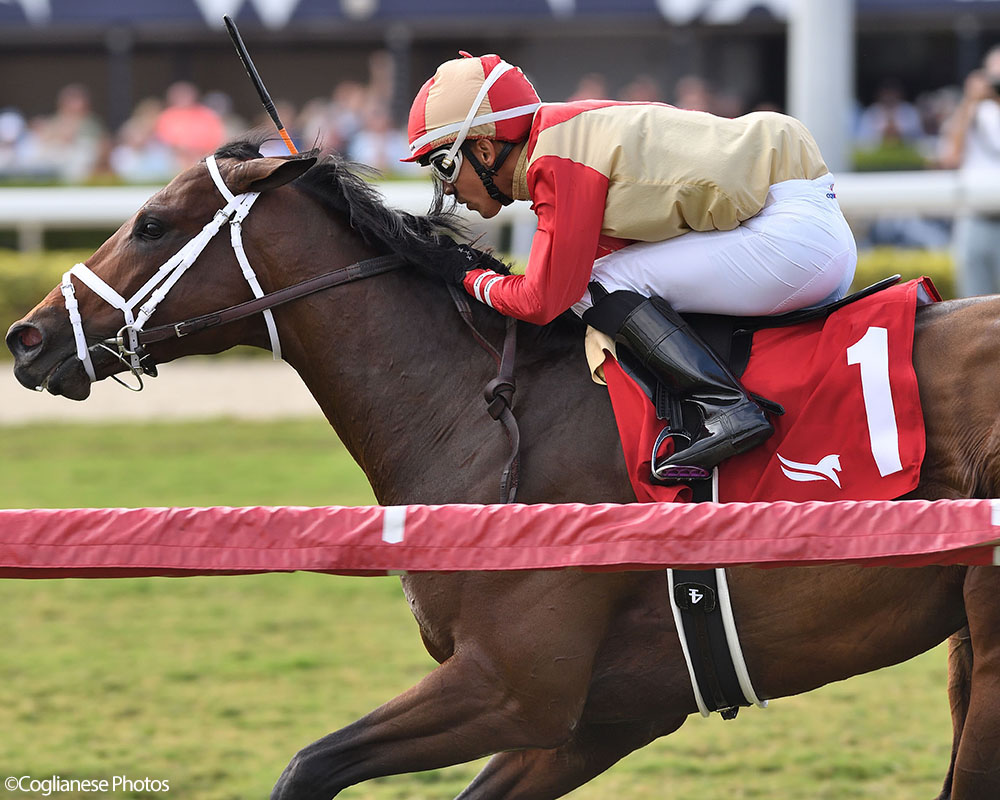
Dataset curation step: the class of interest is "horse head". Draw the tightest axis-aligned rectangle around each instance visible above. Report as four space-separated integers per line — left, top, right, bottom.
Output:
6 147 316 400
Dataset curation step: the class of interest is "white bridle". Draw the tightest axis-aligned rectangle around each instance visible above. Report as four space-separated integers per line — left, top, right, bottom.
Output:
59 155 282 388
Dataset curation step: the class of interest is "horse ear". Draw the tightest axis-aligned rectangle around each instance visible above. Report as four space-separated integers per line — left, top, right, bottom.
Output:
227 155 318 194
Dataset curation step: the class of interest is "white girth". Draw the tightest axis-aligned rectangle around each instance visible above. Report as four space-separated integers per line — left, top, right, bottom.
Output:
60 155 281 384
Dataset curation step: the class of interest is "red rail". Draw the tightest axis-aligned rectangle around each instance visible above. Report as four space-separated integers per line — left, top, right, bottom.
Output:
0 499 997 578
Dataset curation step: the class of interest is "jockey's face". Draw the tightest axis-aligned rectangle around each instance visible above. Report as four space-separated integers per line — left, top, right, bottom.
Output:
441 139 506 219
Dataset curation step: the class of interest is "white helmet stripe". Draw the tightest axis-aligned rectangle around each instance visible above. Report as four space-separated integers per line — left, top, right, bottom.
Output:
408 102 541 156
436 60 514 166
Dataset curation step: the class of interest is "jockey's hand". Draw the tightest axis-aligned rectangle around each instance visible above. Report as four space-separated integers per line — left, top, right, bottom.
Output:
434 237 509 285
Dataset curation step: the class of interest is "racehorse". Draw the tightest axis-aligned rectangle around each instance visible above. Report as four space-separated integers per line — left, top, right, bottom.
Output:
7 140 999 800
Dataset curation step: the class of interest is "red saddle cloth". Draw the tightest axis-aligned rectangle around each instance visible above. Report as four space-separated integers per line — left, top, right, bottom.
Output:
601 278 939 504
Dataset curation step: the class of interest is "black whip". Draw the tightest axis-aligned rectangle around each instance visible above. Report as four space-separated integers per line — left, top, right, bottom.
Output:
223 14 298 154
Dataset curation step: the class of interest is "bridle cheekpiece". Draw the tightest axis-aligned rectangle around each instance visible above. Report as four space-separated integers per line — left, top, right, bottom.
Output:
59 155 280 390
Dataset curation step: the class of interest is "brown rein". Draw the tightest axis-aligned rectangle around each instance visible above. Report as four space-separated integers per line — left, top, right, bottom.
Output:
136 254 405 344
135 253 520 503
447 284 520 504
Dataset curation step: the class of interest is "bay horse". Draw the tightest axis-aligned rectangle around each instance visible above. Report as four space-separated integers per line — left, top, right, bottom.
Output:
6 140 1000 800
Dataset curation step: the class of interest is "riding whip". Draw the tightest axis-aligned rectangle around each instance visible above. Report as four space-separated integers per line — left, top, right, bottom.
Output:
222 14 298 155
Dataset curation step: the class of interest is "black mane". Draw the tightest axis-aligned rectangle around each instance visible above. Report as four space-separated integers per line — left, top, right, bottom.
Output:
213 137 584 343
215 136 467 279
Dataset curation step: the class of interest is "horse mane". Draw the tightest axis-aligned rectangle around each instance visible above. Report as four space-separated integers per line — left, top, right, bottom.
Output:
216 136 470 275
213 136 585 346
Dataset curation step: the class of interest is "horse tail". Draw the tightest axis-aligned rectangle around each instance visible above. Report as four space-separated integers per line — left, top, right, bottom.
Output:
938 625 973 800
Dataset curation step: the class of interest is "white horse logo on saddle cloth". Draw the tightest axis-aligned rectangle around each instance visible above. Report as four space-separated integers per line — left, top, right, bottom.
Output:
586 277 937 505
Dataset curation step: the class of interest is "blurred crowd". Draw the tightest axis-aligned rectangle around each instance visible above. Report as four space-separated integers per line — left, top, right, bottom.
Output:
0 51 423 184
0 58 984 187
5 48 1000 295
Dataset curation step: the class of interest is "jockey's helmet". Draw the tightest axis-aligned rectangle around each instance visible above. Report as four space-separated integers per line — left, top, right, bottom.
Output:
401 53 541 168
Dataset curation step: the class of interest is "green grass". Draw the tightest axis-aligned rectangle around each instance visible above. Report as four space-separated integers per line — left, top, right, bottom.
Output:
0 419 954 799
0 419 375 509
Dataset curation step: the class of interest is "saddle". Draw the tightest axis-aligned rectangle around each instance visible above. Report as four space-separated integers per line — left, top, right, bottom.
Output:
584 275 903 479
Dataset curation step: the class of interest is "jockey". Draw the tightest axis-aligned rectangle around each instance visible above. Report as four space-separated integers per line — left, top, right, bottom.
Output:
402 53 858 475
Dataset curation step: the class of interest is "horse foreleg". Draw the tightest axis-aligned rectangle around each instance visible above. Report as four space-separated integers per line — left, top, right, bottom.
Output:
938 627 973 800
454 716 686 800
950 567 1000 799
271 642 602 799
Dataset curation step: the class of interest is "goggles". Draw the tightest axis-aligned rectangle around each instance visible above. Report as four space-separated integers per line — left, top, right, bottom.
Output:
428 147 464 184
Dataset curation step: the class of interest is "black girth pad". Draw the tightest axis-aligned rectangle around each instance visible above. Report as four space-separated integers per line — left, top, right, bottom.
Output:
669 568 747 719
670 479 750 719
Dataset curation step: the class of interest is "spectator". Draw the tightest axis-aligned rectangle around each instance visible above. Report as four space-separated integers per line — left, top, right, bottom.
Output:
619 74 663 103
856 80 925 147
567 73 608 102
109 98 174 183
327 80 367 149
917 86 961 142
297 82 367 154
255 99 301 156
203 90 247 141
154 81 226 170
348 100 419 175
367 50 395 108
0 107 31 177
673 74 714 112
713 90 746 119
940 46 1000 296
31 84 108 182
298 97 338 151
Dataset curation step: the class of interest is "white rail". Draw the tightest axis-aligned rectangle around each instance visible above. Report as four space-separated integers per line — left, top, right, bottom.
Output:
2 171 999 252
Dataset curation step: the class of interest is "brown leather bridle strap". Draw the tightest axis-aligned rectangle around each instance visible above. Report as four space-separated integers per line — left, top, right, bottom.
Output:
134 251 520 503
136 254 406 345
447 284 520 504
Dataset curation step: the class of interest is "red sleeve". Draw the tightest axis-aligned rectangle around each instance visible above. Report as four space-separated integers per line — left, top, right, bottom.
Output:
462 156 609 325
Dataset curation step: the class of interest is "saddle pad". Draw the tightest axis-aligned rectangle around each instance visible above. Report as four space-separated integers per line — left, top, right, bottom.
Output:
600 278 937 504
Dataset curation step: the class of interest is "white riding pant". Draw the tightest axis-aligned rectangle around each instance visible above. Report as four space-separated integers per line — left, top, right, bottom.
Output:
571 173 858 317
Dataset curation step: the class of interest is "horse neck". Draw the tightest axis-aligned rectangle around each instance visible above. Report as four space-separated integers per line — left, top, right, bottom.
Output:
273 259 516 503
241 190 630 506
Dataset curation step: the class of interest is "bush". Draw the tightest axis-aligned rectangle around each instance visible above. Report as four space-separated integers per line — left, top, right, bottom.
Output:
0 249 85 334
0 245 959 362
852 246 955 299
0 248 272 362
851 142 929 172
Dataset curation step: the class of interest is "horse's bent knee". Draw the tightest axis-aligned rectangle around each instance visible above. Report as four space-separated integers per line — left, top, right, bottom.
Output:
271 749 335 800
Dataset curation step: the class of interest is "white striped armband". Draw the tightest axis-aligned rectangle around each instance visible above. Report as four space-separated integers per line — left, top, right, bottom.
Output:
471 270 505 310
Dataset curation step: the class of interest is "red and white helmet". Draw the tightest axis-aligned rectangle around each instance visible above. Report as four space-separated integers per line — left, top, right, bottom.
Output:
402 53 541 165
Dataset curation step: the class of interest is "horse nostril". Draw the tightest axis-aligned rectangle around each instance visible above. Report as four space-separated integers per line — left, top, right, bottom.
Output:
19 327 42 349
6 323 44 359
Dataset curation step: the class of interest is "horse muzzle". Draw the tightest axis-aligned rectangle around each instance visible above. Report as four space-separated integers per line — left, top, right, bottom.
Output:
7 316 96 400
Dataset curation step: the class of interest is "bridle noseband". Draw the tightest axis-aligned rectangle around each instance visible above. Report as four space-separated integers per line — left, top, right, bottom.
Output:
60 155 279 389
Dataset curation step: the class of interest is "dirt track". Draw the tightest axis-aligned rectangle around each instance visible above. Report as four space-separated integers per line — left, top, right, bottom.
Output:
0 358 323 425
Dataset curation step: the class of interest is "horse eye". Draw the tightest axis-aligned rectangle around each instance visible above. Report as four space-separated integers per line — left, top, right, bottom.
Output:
137 218 166 240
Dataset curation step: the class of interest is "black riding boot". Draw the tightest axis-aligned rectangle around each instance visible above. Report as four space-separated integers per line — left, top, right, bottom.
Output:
615 296 774 474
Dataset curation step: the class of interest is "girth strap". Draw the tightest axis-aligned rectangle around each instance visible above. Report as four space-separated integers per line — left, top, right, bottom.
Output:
669 476 767 720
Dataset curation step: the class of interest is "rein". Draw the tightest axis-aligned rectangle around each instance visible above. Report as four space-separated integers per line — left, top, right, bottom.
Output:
60 155 521 502
136 254 404 344
447 284 520 504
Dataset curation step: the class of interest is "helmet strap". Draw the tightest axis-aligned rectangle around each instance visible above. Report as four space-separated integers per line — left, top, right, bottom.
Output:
461 141 516 206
